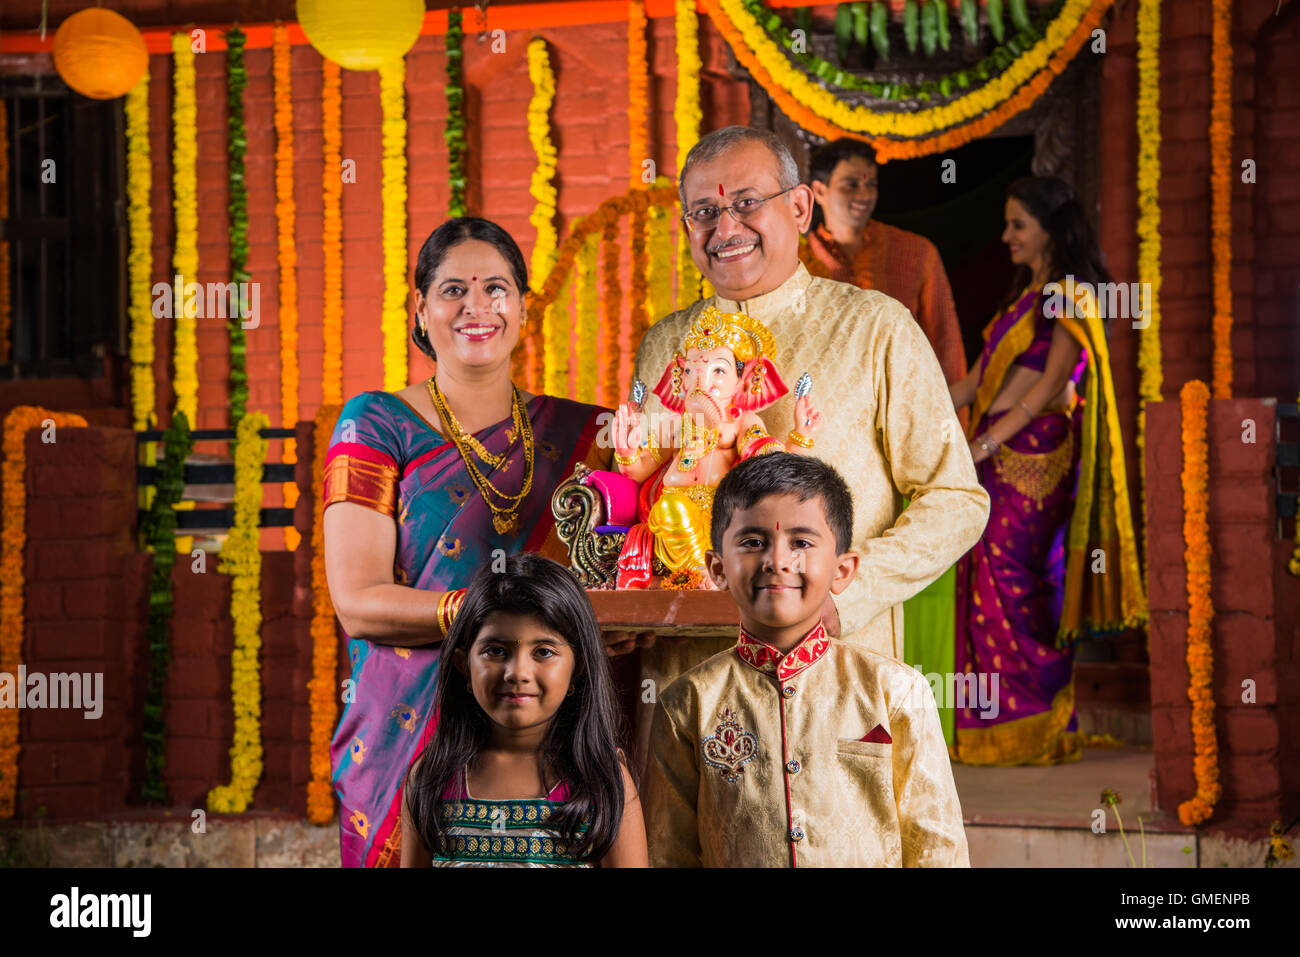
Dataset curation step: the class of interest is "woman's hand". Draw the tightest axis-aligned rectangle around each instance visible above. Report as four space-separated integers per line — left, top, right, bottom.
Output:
602 630 657 657
793 396 823 437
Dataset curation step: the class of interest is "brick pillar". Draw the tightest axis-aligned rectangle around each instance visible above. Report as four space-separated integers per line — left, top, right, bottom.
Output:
1146 398 1298 835
18 426 140 821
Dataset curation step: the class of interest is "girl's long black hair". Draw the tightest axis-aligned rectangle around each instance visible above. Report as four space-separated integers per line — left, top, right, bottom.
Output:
1001 176 1113 316
403 553 625 861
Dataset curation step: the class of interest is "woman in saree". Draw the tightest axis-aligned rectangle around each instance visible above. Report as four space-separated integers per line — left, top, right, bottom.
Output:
947 177 1146 766
323 218 614 867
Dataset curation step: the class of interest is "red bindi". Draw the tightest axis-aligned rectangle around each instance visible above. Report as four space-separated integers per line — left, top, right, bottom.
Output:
718 184 725 196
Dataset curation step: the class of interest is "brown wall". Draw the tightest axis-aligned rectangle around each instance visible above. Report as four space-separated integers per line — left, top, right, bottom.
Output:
1146 398 1298 836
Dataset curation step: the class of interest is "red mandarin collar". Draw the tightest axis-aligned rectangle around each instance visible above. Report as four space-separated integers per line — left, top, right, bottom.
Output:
735 620 831 681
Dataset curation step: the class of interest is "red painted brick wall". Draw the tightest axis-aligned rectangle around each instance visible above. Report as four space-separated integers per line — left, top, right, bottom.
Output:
14 427 140 821
140 14 748 444
15 422 337 820
1146 398 1299 836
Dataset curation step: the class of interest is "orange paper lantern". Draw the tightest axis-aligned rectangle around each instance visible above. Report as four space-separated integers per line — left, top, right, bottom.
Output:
297 0 426 71
52 9 149 100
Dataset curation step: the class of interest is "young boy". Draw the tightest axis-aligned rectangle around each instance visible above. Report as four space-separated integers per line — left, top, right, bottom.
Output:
644 453 969 867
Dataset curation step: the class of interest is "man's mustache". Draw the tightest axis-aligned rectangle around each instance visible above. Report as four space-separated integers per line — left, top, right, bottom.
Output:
707 235 760 255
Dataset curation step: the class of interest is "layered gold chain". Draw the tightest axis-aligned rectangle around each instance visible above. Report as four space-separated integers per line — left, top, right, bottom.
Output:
427 377 535 534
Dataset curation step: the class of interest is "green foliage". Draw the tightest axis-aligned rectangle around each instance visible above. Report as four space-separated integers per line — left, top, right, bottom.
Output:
226 26 249 426
138 412 194 803
747 0 1063 103
903 0 919 53
834 2 853 64
936 0 951 52
1009 0 1033 33
445 9 468 218
920 0 938 56
960 0 979 45
987 0 1006 43
869 1 890 63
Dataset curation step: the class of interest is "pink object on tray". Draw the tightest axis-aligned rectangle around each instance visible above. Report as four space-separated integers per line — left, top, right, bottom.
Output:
583 469 640 527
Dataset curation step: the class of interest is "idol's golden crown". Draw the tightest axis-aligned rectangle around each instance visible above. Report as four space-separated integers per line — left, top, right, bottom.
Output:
680 306 777 362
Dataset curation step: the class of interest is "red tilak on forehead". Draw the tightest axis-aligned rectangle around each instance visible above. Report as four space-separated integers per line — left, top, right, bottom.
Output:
472 276 477 281
718 184 725 196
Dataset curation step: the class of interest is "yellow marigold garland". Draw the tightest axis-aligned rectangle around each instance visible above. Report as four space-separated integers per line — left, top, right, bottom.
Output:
601 217 623 408
544 277 572 398
273 26 301 551
1177 380 1219 827
171 33 199 425
0 408 88 819
322 59 344 407
1135 0 1163 589
675 0 705 301
647 177 677 323
628 0 649 189
706 0 1113 162
126 76 155 430
527 39 559 289
208 410 270 814
0 97 10 364
575 232 600 404
379 60 410 393
627 204 649 400
1210 0 1233 399
308 403 343 824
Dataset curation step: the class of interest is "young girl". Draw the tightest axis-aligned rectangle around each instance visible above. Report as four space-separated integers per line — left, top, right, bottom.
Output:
400 553 646 867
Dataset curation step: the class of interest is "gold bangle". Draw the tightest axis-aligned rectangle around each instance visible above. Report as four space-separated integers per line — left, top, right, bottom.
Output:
786 430 814 449
614 451 641 467
437 588 466 639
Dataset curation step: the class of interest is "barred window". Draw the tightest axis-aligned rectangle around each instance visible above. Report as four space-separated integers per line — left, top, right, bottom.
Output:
1 74 124 375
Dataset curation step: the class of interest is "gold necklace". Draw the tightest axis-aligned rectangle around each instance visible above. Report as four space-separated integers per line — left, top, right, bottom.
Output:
428 377 535 534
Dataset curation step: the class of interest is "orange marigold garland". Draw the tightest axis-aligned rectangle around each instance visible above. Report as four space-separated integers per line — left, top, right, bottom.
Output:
1177 379 1219 827
628 0 649 189
308 403 343 824
675 0 705 301
529 185 679 314
273 26 301 551
322 59 344 407
1 408 88 819
1209 0 1233 399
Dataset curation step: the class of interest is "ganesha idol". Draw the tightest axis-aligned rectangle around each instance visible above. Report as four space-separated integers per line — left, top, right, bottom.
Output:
609 306 823 589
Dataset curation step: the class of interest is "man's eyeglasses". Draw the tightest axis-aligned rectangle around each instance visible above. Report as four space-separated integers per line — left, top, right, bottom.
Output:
680 186 795 233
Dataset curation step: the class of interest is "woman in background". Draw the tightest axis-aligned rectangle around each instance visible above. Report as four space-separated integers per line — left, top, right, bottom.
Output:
947 177 1146 766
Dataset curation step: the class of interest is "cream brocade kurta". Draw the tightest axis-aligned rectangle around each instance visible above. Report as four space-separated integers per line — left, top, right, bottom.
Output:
645 623 970 867
633 263 990 659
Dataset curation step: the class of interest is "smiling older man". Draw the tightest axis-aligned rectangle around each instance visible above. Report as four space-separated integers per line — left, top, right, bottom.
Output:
631 127 989 704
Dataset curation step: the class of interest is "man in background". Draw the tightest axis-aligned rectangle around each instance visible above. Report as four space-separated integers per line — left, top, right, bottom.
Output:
800 137 968 391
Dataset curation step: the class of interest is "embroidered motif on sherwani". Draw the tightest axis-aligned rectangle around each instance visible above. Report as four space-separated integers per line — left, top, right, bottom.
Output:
632 263 990 660
645 623 970 868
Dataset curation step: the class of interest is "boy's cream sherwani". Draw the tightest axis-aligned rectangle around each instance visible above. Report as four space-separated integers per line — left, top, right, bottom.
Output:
645 623 970 868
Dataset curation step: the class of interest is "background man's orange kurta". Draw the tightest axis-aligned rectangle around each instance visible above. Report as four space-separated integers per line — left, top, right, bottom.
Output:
801 220 968 390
